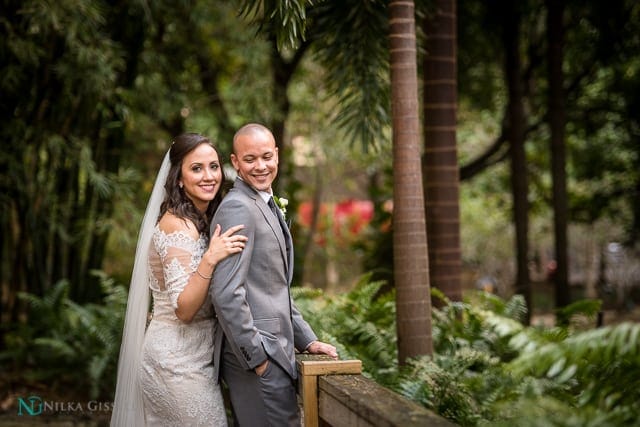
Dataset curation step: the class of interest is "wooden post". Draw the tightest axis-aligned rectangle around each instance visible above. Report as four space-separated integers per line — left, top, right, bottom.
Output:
296 354 362 427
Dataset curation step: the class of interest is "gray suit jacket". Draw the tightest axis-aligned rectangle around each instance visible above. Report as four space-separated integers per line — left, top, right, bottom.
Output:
210 178 317 381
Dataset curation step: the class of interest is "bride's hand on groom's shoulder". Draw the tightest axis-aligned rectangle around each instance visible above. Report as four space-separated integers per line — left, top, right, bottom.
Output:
205 224 248 266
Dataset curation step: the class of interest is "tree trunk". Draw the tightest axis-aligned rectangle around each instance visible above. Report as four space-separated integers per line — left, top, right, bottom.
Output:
389 0 433 363
422 0 462 305
546 0 571 319
502 1 532 323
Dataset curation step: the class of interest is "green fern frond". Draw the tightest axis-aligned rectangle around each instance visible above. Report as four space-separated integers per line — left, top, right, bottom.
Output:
6 271 128 399
291 286 324 300
469 292 528 323
345 277 386 305
506 322 640 410
431 286 450 306
479 308 525 338
16 291 47 310
87 354 110 399
467 290 507 313
33 337 76 357
503 294 528 322
294 273 398 382
515 322 640 371
398 354 483 426
557 299 603 328
17 280 71 313
43 280 71 308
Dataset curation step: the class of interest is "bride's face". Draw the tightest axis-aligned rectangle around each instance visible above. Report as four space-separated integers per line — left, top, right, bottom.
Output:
179 143 222 213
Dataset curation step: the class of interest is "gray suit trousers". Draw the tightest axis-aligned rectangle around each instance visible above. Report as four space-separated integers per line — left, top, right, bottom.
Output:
222 338 300 427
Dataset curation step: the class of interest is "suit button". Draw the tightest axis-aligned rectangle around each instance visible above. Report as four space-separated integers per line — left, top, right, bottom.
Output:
241 347 251 360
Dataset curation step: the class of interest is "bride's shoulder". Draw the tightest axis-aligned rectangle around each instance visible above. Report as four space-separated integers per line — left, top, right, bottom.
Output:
157 212 200 241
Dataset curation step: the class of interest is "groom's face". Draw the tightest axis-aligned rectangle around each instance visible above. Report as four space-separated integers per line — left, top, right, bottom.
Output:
231 129 279 192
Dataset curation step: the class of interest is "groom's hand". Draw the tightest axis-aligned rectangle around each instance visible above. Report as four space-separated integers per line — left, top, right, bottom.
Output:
306 341 339 360
255 359 269 376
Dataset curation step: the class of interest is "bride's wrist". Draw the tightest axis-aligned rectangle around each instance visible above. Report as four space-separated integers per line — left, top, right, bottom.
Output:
197 259 215 278
195 268 212 280
202 254 217 269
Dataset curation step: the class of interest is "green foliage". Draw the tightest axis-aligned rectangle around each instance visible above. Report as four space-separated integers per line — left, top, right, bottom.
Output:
5 273 638 425
397 351 499 426
556 298 603 327
293 273 399 383
240 0 311 49
431 289 527 361
508 322 640 414
420 293 640 426
297 283 640 426
308 0 391 150
0 272 127 399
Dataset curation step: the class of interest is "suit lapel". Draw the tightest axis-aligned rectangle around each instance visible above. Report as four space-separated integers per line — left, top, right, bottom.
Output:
236 179 291 276
259 199 291 273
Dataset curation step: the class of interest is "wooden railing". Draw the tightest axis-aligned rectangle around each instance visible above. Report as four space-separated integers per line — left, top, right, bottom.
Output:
296 354 456 427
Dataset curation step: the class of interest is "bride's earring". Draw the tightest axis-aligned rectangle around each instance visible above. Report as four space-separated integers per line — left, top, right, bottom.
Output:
179 182 184 189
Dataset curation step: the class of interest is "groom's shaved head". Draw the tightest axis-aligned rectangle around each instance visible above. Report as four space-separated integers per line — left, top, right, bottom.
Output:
233 123 273 153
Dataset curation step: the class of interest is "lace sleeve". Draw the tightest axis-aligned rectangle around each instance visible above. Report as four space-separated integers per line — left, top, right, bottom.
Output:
159 232 205 310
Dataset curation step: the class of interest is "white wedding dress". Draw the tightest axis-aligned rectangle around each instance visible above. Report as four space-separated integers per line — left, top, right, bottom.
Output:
139 225 227 426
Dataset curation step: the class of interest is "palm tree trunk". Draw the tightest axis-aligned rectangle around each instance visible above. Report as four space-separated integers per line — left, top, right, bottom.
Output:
422 0 463 305
389 0 434 363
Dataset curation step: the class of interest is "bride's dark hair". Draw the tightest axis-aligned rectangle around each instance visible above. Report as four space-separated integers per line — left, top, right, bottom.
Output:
159 133 226 234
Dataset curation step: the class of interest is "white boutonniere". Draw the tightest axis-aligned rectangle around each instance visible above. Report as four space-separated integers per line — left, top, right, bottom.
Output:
273 195 288 219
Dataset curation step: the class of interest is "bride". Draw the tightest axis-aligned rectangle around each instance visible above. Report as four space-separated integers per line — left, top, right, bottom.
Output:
111 133 247 426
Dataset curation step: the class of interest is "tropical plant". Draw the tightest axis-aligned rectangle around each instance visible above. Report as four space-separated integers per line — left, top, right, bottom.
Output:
295 281 640 426
0 272 127 399
398 290 640 426
292 274 399 384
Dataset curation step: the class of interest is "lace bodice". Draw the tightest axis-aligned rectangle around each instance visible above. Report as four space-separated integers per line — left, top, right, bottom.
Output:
147 225 214 322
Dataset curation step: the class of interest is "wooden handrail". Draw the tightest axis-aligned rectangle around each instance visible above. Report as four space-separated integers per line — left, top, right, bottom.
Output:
295 354 456 427
296 354 362 427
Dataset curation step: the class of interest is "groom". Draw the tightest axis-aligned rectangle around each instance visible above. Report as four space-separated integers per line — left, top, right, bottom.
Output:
210 123 338 426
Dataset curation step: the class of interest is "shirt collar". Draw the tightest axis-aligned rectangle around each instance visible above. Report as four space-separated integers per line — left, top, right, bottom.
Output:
258 190 272 204
238 177 272 203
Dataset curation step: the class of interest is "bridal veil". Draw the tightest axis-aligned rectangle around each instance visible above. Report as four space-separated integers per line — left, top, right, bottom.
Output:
110 151 170 426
